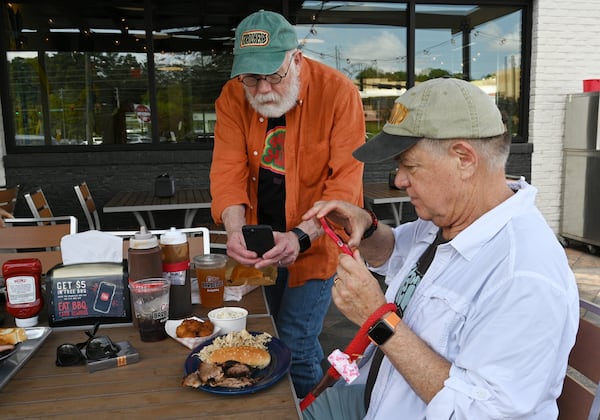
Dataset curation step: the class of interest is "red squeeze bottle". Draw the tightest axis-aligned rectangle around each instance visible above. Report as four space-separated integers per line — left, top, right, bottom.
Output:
3 258 43 327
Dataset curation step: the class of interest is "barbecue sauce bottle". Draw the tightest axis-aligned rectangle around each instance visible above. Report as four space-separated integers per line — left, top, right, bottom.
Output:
160 227 192 319
128 226 163 283
128 227 163 325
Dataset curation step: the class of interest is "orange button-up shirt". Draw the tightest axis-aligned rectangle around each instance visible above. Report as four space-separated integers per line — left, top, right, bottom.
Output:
210 57 365 287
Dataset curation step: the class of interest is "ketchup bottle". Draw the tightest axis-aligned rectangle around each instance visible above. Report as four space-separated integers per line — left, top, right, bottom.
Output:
3 258 43 327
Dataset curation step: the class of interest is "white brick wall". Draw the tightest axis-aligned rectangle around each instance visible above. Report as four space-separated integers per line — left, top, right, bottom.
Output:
531 0 600 232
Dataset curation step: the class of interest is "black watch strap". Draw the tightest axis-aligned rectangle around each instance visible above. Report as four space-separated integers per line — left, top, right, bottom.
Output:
291 227 311 253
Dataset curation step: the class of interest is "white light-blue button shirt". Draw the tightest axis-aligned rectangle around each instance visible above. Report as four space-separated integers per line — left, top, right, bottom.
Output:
363 181 580 419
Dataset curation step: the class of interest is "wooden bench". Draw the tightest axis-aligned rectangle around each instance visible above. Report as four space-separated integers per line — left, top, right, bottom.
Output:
557 299 600 420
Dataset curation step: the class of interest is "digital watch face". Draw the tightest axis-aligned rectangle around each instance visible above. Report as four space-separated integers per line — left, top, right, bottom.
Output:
368 320 395 345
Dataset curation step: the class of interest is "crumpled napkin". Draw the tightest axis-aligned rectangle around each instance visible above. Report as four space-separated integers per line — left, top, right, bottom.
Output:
60 230 123 265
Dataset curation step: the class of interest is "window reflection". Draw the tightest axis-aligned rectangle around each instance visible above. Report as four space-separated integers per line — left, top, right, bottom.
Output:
297 1 408 140
414 5 521 137
154 51 228 143
8 52 46 145
2 1 526 149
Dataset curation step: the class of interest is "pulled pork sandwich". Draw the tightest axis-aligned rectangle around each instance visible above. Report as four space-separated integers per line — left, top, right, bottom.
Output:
182 330 272 389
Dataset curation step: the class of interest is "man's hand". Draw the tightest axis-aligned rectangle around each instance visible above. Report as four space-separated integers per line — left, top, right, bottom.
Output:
331 250 387 326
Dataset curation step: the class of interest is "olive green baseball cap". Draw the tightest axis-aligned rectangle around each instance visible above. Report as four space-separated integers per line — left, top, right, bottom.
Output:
353 77 506 163
231 10 299 78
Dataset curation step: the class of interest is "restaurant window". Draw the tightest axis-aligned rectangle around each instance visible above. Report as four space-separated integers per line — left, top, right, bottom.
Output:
1 1 233 151
154 51 228 144
296 2 408 140
414 4 523 139
1 1 529 152
296 1 526 142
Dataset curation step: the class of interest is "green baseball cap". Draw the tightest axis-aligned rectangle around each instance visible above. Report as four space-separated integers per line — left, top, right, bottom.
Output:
230 10 299 78
353 78 506 163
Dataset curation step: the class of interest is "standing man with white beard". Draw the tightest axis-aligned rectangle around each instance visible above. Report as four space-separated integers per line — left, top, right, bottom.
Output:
209 10 365 398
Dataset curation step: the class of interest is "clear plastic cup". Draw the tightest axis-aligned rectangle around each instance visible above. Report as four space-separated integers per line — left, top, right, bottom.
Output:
193 254 227 308
129 278 170 342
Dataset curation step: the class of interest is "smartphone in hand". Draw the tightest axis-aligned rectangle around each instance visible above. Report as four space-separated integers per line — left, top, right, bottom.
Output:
319 217 353 256
242 224 275 257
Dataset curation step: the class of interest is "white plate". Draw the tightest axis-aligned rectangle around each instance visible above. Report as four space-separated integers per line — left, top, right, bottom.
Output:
165 317 222 349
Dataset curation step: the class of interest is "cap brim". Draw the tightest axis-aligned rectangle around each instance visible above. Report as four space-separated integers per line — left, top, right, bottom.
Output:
230 50 288 78
352 131 421 163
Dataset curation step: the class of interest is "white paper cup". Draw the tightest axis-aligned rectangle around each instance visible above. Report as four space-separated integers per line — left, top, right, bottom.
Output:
207 307 248 334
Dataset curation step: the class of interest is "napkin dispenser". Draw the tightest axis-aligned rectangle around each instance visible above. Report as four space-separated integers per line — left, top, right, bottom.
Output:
155 173 175 198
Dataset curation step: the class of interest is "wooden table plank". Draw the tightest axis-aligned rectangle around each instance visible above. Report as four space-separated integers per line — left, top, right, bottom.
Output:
103 189 212 228
0 316 300 419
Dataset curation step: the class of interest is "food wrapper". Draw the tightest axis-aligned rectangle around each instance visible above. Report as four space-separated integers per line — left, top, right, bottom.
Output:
224 260 276 286
328 349 360 384
191 280 258 303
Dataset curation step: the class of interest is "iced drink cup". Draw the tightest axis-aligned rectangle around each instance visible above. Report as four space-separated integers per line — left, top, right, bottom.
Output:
194 254 227 308
129 278 170 342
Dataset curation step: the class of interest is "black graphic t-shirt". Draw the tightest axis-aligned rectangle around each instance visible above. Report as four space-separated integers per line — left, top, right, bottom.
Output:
257 116 286 232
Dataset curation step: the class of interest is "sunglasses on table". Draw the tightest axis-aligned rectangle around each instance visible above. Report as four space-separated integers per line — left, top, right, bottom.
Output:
55 322 120 367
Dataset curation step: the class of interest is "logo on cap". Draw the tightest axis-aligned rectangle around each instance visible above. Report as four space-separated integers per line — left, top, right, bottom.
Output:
388 103 408 125
240 30 270 48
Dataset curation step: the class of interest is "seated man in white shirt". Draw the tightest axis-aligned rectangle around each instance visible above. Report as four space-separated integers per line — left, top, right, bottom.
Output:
302 77 579 420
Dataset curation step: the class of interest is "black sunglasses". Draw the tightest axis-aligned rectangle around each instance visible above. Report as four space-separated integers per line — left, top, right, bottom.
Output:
56 323 120 367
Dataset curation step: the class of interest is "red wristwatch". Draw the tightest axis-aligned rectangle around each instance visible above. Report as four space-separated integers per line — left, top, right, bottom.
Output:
362 209 379 239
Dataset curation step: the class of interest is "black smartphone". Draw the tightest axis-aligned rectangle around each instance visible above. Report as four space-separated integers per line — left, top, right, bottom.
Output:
93 281 116 314
242 224 275 257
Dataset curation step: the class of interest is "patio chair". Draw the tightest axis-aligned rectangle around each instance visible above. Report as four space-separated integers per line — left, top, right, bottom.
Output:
74 181 101 230
0 184 19 215
24 186 54 221
557 299 600 420
0 216 78 273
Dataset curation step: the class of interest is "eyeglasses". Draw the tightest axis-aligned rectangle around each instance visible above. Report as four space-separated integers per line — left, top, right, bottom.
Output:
239 53 296 87
55 322 121 366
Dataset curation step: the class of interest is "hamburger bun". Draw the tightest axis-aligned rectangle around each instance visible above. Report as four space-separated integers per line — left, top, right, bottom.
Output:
207 346 271 369
0 328 27 345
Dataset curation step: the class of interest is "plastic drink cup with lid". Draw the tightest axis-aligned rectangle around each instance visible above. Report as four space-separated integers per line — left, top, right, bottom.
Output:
129 278 170 342
193 254 227 308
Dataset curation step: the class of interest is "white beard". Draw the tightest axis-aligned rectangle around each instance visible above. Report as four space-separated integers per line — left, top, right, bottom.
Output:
245 62 300 118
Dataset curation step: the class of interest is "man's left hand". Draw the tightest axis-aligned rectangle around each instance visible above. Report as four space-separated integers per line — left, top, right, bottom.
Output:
332 250 387 326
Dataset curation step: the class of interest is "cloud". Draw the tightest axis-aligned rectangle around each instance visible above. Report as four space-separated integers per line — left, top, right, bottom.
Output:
299 26 407 75
345 31 407 72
